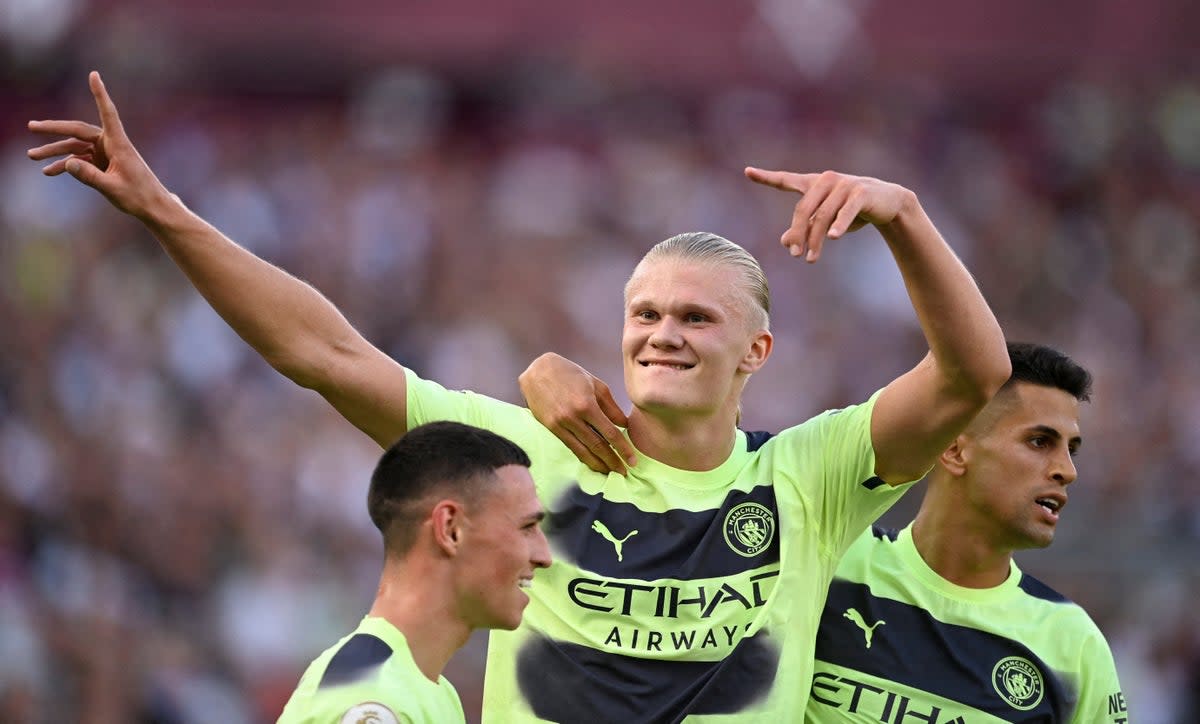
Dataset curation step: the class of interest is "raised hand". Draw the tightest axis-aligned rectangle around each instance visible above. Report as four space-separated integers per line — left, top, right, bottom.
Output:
744 167 914 263
519 353 636 475
28 71 170 219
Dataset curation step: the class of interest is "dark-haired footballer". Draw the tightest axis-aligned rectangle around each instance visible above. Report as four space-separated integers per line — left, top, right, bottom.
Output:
807 343 1125 723
277 422 550 724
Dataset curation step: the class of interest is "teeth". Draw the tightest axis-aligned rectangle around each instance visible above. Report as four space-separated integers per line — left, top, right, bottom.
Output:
518 578 533 589
1037 499 1060 512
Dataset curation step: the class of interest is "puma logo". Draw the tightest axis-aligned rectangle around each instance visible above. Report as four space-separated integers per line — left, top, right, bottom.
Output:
591 520 638 562
844 608 885 648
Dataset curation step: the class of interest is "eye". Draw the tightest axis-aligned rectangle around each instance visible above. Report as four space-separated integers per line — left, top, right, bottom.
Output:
684 312 707 324
636 310 658 321
1029 435 1049 449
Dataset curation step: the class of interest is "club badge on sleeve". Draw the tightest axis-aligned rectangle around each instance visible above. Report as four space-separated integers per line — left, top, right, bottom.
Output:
340 701 400 724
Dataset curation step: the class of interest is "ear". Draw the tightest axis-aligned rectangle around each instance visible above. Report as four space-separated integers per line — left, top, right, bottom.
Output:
940 435 969 477
737 329 773 374
430 499 466 556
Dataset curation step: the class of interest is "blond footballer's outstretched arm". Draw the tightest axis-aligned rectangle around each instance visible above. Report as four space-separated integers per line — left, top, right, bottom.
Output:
28 72 409 448
744 167 1010 485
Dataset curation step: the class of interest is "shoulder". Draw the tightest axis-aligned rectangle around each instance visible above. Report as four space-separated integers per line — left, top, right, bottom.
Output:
280 631 457 723
404 369 526 421
742 397 879 489
765 394 879 449
319 633 395 689
1016 571 1110 639
1016 570 1070 604
743 429 775 453
404 370 571 459
835 525 898 570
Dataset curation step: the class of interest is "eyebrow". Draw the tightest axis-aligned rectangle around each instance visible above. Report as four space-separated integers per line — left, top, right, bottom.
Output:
681 302 724 318
628 298 726 318
1030 424 1083 448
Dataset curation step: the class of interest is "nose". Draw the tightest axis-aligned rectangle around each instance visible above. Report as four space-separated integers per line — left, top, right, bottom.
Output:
531 528 552 569
648 316 683 349
1051 450 1078 485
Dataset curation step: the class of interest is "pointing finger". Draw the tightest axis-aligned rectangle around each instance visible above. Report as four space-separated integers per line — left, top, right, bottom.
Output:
745 167 814 194
89 71 127 141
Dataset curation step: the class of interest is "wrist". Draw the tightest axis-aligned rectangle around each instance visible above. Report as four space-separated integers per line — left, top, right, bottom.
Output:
878 188 927 243
139 188 193 234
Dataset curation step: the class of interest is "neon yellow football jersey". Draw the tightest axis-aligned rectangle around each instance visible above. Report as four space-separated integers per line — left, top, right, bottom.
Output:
808 525 1127 723
407 370 915 722
278 616 465 724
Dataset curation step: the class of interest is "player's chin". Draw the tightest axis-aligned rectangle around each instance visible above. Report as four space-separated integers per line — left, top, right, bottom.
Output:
633 392 703 415
498 612 524 630
1023 528 1055 550
498 594 530 630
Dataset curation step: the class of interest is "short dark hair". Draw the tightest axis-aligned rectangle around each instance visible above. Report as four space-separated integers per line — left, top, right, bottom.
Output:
1004 342 1092 402
368 421 532 553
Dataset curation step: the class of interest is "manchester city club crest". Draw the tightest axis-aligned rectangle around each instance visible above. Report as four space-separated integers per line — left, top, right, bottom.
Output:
992 656 1045 711
723 502 776 557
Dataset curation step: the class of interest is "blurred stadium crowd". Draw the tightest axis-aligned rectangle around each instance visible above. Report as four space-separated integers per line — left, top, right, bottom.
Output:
3 2 1200 723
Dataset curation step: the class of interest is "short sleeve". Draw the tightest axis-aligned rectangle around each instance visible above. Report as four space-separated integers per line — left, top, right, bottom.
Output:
1070 626 1127 723
776 390 917 558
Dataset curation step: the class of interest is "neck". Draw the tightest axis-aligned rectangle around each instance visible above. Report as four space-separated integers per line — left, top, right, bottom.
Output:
911 495 1014 589
626 407 738 471
368 557 471 682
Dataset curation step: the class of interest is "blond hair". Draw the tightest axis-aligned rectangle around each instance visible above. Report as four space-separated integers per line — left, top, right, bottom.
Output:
626 232 770 329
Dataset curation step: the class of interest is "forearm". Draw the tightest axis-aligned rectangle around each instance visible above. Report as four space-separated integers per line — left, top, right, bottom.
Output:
880 192 1009 398
139 191 361 390
29 71 409 444
741 166 1009 482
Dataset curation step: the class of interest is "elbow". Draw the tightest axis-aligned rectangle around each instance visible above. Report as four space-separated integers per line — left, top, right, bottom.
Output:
982 352 1013 400
961 353 1012 412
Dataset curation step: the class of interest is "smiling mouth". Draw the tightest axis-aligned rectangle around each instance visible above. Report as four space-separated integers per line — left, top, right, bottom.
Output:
640 361 694 370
